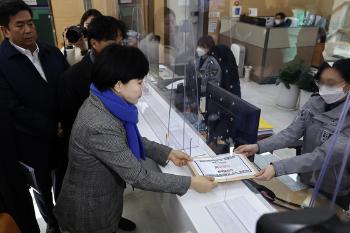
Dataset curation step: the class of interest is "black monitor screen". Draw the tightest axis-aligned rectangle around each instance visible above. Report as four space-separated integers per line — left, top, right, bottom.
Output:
205 82 261 147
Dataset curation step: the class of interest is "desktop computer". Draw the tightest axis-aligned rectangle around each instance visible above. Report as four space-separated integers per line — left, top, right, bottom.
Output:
205 82 261 156
257 207 350 233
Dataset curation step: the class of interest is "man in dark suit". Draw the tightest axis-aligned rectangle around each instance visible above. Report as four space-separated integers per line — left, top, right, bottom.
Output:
0 1 69 232
0 85 40 233
59 16 137 231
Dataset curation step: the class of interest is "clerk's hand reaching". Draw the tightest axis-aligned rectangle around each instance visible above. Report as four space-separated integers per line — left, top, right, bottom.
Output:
190 176 218 193
254 165 276 181
168 150 192 167
234 144 259 157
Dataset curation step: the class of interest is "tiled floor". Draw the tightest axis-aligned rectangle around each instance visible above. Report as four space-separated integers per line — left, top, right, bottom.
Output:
34 80 300 232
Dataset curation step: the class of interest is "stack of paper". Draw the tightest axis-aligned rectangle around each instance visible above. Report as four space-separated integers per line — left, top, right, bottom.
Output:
206 196 272 233
258 118 273 138
189 153 258 182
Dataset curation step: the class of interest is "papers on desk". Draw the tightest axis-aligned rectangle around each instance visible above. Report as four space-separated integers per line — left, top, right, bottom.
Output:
166 79 184 90
206 196 270 233
189 154 258 182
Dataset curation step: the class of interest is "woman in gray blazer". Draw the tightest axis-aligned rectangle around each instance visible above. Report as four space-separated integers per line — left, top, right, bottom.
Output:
236 59 350 210
54 44 217 233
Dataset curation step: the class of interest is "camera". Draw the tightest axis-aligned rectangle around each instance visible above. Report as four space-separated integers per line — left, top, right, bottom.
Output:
66 25 87 44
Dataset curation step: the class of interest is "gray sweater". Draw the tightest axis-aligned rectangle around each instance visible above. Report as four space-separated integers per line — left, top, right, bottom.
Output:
258 96 350 196
54 94 191 233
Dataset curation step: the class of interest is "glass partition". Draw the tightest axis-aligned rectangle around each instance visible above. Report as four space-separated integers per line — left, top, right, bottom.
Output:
131 0 248 156
129 1 205 156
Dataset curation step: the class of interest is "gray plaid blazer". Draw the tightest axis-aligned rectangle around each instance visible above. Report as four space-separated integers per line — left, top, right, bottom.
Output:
54 94 191 233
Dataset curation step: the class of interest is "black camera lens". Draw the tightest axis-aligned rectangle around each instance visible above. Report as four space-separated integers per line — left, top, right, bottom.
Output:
66 25 87 44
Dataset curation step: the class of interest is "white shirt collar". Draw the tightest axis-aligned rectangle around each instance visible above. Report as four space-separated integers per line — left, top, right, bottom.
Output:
9 40 39 57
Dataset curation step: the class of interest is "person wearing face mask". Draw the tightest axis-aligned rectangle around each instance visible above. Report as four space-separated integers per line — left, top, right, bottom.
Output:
61 9 102 65
195 35 241 97
54 44 217 233
235 59 350 210
273 12 290 28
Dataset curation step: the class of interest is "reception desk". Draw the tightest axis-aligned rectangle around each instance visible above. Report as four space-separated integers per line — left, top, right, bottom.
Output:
137 77 275 233
133 74 343 233
219 19 319 84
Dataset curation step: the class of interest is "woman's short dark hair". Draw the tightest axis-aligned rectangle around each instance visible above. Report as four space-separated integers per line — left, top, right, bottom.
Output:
92 44 149 91
314 62 331 82
315 59 350 84
80 9 102 26
331 59 350 83
0 0 33 27
197 35 215 50
87 16 127 44
275 12 286 19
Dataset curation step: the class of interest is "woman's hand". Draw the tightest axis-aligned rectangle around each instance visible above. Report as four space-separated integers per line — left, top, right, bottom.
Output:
254 165 276 181
190 176 218 193
234 144 259 157
168 150 192 167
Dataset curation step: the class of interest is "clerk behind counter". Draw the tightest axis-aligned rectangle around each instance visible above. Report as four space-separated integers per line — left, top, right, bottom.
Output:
236 59 350 210
273 12 291 27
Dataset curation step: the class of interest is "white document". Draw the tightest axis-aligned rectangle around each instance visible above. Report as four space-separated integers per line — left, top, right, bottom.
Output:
206 202 248 233
249 8 258 17
190 154 257 182
166 79 184 90
225 196 263 233
206 196 270 233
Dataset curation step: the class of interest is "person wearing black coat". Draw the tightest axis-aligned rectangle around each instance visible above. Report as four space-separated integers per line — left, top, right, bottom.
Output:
0 90 40 233
195 36 241 97
0 1 69 232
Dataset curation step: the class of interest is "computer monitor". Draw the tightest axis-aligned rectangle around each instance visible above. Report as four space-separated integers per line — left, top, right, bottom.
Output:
205 82 261 151
257 207 350 233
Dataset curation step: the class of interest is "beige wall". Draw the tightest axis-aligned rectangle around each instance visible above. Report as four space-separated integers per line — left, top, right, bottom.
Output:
0 32 4 44
333 0 350 9
91 0 118 18
50 0 119 48
210 0 335 19
50 0 85 47
154 0 166 63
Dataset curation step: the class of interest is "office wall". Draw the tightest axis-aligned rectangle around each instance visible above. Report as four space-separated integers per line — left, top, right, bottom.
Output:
333 0 350 9
50 0 85 47
50 0 119 48
210 0 335 19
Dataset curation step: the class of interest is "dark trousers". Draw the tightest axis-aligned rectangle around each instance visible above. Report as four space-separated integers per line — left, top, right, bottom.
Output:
0 182 40 233
32 137 68 229
33 161 67 228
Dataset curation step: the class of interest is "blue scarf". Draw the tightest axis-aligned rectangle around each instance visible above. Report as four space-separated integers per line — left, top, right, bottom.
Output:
90 84 145 160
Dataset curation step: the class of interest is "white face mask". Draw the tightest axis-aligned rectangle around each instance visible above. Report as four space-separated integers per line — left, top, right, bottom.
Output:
274 19 282 25
319 84 347 104
196 47 206 57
